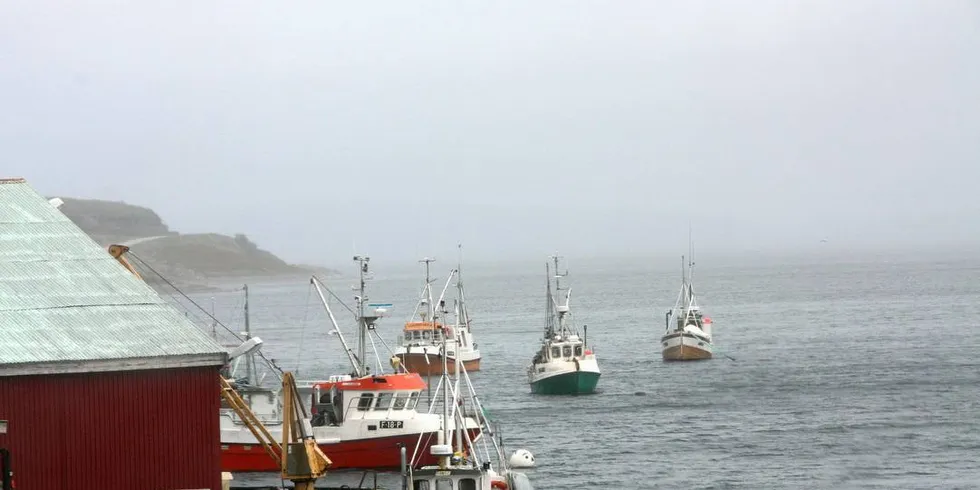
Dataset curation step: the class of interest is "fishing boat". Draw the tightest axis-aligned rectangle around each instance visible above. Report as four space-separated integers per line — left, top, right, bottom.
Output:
526 254 600 395
661 254 714 361
219 255 482 472
404 303 534 490
395 251 481 376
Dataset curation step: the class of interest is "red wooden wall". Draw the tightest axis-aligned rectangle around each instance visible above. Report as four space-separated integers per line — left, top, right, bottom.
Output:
0 366 221 490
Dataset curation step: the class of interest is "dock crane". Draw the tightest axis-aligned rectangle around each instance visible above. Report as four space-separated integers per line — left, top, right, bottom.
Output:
220 371 331 489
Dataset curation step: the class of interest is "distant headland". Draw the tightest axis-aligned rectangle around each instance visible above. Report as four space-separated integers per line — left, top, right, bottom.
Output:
54 197 337 289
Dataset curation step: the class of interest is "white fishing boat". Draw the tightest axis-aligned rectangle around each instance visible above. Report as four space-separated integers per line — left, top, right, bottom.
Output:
395 250 482 376
661 253 714 361
219 255 482 472
527 254 600 395
404 299 534 490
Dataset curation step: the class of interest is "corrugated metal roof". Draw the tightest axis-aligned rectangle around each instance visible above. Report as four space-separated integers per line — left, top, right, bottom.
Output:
0 179 227 373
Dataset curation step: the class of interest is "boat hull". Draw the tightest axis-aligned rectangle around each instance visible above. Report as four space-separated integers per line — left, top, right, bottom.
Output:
529 370 600 395
661 332 713 361
397 352 481 376
220 429 481 472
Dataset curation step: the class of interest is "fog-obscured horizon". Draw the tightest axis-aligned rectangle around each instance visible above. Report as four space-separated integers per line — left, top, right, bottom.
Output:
3 1 977 266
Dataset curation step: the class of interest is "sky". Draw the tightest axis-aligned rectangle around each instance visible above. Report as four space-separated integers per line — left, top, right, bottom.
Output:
1 1 978 267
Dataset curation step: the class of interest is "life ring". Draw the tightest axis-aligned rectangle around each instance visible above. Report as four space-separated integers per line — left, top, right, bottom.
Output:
491 479 509 489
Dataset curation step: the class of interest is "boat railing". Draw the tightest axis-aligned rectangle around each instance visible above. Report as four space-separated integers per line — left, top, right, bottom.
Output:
220 407 284 426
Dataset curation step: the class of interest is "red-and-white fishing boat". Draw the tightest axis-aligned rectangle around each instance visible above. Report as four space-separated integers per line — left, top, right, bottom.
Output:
219 255 482 472
220 372 481 471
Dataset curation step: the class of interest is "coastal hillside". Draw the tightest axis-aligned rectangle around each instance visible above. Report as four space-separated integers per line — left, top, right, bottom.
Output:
55 197 334 287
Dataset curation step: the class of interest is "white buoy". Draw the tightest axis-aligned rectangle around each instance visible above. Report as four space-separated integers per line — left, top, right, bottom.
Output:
508 449 535 468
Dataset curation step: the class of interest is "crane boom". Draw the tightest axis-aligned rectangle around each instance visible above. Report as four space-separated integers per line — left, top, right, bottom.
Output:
220 371 331 488
107 244 142 279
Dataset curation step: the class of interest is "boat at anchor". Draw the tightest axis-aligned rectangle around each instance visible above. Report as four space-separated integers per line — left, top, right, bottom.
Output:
661 253 714 361
395 251 482 376
526 254 600 395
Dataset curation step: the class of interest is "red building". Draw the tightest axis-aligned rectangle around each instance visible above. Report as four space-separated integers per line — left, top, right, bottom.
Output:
0 178 228 489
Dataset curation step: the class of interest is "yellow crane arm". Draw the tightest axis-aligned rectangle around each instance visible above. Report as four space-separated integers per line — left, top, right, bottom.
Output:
219 372 331 489
107 244 142 279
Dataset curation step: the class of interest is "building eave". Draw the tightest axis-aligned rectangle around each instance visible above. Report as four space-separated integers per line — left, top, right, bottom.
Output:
0 352 228 378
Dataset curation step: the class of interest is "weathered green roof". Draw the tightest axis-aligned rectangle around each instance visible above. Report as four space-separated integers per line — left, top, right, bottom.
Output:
0 178 227 376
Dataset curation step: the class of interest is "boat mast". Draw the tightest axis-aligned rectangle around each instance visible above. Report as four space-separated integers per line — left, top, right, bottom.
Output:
455 244 468 332
209 296 217 340
544 261 555 338
453 305 464 454
354 255 370 376
243 284 255 385
439 304 450 468
550 253 568 336
420 257 436 338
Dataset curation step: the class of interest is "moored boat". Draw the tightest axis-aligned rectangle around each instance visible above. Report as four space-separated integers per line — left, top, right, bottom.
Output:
527 254 600 395
395 251 482 376
661 253 714 361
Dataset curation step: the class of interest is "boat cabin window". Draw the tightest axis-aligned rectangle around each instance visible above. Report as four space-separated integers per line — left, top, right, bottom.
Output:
422 331 431 341
551 346 560 358
392 393 408 410
562 345 572 358
459 478 477 490
413 481 429 490
357 393 374 411
436 479 453 490
375 392 393 410
319 393 331 404
407 391 420 410
412 331 422 340
574 345 583 357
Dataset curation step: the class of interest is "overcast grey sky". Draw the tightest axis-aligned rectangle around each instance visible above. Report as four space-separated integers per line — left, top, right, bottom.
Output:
2 1 977 265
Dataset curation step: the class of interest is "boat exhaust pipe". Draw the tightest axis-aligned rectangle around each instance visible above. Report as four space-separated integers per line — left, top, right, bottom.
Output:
398 443 408 490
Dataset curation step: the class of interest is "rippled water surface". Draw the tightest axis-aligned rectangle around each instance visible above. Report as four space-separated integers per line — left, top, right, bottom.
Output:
176 253 980 489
